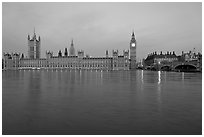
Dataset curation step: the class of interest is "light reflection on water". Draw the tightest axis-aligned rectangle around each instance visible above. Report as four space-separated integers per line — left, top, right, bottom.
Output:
157 71 162 105
2 70 202 135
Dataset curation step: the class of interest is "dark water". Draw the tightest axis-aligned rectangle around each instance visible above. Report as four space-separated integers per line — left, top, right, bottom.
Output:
2 70 202 135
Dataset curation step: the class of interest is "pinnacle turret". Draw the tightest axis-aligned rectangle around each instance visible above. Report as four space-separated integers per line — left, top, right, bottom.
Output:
71 39 74 46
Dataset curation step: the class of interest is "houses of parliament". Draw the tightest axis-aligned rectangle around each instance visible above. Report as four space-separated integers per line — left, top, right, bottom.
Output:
3 31 137 70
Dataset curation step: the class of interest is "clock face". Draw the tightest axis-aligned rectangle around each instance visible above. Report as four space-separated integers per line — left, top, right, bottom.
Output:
131 43 136 47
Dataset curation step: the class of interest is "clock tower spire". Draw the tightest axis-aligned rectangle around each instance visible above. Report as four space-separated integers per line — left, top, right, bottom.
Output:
130 31 137 69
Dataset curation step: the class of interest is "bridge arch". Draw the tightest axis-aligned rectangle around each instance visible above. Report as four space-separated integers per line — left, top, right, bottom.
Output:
174 64 197 72
160 65 171 71
146 66 157 71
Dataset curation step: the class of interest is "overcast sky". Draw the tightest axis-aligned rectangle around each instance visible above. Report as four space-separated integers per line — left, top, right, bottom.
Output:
2 2 202 59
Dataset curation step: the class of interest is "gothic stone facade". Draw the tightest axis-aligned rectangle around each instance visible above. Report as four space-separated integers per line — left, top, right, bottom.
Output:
3 51 129 70
3 32 137 70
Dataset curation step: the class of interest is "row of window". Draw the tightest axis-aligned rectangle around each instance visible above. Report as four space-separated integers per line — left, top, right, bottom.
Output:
21 65 111 68
49 60 112 63
3 65 20 68
6 59 128 65
49 62 112 65
155 58 178 61
49 64 111 67
5 60 129 68
16 64 129 68
114 64 129 67
23 61 47 64
6 63 129 68
21 65 46 67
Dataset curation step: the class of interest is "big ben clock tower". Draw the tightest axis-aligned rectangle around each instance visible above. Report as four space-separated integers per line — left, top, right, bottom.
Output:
130 32 137 69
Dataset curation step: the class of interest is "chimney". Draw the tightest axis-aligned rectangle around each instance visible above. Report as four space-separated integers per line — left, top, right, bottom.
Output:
106 50 108 57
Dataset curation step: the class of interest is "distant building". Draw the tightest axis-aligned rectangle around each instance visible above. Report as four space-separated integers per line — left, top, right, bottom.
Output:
143 50 202 71
177 50 202 71
144 51 178 66
178 50 201 62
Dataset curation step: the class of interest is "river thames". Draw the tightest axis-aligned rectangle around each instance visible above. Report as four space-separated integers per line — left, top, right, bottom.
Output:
2 70 202 135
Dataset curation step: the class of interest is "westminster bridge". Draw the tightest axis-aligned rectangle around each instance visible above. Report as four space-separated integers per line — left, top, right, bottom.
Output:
146 60 202 72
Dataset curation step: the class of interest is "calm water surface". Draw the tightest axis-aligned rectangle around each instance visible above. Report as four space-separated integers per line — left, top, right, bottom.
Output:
2 70 202 135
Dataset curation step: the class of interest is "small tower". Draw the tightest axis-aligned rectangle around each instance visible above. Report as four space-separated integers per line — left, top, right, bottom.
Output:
78 50 84 59
69 39 75 56
160 51 162 55
106 50 109 58
21 53 24 59
46 51 53 59
12 53 20 68
123 50 129 69
58 50 62 57
64 48 68 57
123 50 129 59
112 50 118 70
112 50 118 58
130 31 137 69
3 53 12 69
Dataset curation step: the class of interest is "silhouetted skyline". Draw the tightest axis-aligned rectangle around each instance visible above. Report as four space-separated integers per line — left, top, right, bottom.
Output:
2 2 202 59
